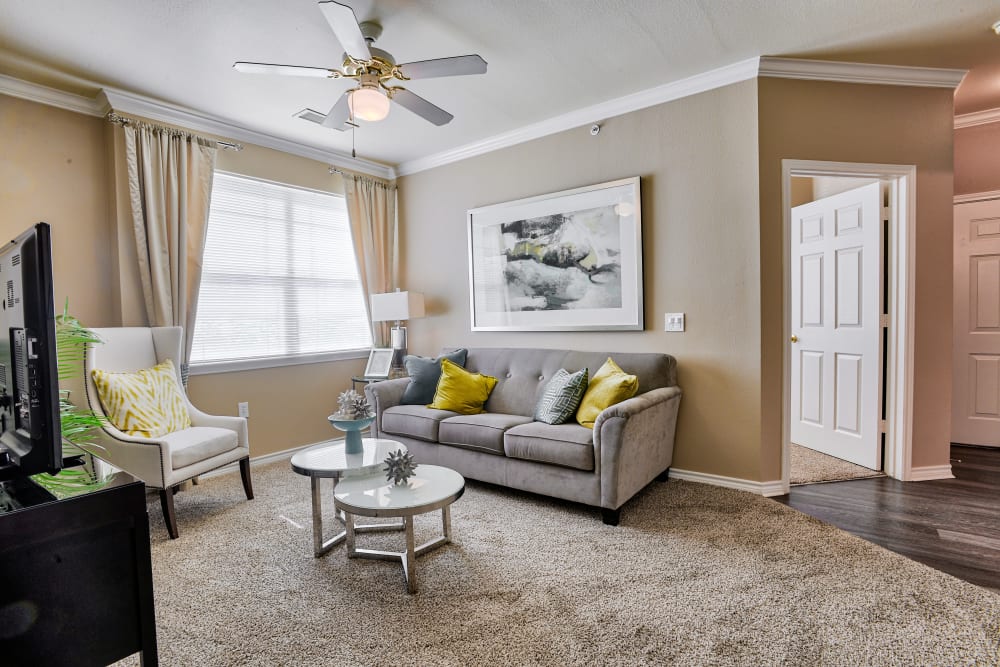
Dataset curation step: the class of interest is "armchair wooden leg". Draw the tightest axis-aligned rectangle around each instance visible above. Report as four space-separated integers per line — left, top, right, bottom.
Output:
657 467 671 482
160 487 179 539
601 508 620 526
239 457 254 500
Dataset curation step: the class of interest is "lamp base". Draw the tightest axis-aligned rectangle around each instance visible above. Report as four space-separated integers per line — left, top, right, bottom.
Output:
389 325 408 378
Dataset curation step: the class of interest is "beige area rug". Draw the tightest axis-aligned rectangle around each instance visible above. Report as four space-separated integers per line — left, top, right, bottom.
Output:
790 443 885 485
116 461 999 666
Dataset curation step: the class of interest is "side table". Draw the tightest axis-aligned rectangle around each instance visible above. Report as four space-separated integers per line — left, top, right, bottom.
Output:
333 465 465 594
290 438 406 557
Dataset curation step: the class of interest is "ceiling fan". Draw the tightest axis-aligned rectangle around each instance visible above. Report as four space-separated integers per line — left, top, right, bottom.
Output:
233 0 487 130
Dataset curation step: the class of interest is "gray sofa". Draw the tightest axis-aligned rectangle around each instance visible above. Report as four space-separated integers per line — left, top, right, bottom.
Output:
365 347 682 524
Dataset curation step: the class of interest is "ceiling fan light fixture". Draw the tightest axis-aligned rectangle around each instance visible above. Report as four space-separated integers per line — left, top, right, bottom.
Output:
349 86 391 122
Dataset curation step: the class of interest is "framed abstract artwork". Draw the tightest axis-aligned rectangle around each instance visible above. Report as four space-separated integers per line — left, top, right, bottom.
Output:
467 177 643 331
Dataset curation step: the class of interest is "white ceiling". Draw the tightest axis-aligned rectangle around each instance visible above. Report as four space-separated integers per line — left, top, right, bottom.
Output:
3 0 1000 168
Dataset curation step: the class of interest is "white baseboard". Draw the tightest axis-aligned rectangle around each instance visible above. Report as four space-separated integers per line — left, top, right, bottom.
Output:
669 468 787 497
907 465 954 481
197 438 341 480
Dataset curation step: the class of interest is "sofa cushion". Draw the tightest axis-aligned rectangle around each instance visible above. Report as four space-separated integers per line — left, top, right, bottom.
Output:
534 368 589 425
165 427 238 469
428 359 498 415
439 413 534 455
504 422 595 471
382 405 459 442
401 348 468 405
576 357 639 428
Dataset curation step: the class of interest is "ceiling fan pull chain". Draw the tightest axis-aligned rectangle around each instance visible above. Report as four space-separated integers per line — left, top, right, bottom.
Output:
352 124 356 159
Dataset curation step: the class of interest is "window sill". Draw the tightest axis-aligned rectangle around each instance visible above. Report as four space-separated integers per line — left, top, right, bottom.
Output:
189 349 369 376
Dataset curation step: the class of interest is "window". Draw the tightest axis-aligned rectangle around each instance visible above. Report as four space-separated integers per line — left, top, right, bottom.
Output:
190 172 372 371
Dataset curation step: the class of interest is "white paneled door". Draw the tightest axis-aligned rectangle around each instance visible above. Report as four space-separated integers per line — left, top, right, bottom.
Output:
953 199 1000 447
790 182 883 469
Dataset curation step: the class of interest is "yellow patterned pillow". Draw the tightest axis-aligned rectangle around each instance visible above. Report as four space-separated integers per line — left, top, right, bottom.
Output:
92 359 191 438
427 358 498 415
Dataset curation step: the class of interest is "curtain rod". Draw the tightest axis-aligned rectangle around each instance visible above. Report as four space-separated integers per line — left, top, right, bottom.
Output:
106 112 243 151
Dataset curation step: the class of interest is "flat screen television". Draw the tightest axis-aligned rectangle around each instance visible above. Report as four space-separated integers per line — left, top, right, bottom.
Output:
0 223 62 481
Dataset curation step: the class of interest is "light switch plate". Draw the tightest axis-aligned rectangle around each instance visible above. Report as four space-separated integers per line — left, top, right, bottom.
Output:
664 313 685 332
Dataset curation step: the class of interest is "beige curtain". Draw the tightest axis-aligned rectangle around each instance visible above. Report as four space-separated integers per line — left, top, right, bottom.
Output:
344 173 398 347
120 119 217 362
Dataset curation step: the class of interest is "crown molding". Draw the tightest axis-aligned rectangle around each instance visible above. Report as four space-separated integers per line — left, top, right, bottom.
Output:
99 88 395 179
954 189 1000 204
396 57 761 176
0 73 103 116
954 107 1000 129
758 56 967 88
0 73 393 180
398 56 969 177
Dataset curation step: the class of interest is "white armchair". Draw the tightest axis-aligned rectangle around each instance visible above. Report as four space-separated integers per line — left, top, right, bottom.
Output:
66 326 253 538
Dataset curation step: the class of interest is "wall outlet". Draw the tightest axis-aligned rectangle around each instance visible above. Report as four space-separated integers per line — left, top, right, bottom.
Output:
238 402 249 418
664 313 685 332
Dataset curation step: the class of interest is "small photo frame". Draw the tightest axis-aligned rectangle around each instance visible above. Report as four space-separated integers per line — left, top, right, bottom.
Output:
364 348 394 378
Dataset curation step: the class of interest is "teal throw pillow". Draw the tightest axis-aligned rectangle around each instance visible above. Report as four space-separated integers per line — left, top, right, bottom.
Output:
401 349 469 405
534 368 589 425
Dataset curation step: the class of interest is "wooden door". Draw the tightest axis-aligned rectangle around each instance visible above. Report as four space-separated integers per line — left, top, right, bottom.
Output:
790 182 883 469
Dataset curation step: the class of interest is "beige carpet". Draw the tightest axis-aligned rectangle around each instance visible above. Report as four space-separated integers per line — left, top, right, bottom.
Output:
117 461 999 666
790 443 885 485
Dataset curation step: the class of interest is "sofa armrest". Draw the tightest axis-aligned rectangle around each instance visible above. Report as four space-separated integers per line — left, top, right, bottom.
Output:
593 386 682 510
365 378 410 436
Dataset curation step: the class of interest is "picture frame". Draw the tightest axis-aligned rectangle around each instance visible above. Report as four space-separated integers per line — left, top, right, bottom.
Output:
363 348 394 378
467 176 643 331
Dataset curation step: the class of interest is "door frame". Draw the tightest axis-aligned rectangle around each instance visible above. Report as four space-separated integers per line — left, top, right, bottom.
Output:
781 160 916 492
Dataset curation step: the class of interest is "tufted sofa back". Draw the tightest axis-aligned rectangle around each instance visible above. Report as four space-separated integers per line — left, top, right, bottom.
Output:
448 347 677 418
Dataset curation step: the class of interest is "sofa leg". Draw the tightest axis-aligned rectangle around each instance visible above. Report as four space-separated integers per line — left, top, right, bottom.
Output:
657 467 671 482
601 508 620 526
160 488 179 539
239 457 255 500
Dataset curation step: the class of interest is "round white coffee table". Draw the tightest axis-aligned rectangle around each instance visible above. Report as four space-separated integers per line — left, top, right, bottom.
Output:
290 438 407 557
333 465 465 594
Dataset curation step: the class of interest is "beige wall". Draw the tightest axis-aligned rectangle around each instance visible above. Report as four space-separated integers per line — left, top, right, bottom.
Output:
954 122 1000 195
0 95 113 326
399 81 763 480
758 78 956 476
1 94 365 458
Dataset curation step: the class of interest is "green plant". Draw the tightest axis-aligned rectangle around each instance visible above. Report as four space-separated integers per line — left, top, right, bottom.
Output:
30 303 108 497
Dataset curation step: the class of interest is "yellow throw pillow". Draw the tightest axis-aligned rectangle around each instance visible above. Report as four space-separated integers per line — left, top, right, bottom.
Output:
576 357 639 428
92 359 191 438
427 358 498 415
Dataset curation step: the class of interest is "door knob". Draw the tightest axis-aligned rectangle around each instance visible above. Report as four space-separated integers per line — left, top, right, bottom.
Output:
790 335 798 343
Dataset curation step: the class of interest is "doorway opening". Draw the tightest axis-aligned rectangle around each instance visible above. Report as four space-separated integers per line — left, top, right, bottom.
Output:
780 160 916 493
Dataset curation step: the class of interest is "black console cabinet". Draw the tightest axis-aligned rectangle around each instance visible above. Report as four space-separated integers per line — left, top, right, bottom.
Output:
0 473 157 666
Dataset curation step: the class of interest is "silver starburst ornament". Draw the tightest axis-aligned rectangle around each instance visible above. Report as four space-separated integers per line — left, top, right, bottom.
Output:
335 389 372 420
383 449 417 485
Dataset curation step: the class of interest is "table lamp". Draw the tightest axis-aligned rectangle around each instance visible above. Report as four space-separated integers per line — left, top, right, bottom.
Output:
369 290 425 375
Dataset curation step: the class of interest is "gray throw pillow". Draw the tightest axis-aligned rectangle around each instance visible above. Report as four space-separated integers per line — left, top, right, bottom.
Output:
400 349 469 405
534 368 589 425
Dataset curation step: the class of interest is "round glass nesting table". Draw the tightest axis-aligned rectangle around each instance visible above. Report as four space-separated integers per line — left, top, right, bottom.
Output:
290 438 407 557
334 464 465 594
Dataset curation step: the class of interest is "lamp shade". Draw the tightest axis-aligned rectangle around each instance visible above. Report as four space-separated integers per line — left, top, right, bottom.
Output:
370 291 425 322
349 87 391 122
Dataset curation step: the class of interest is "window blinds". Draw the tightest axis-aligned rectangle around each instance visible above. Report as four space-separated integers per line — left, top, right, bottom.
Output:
190 172 372 366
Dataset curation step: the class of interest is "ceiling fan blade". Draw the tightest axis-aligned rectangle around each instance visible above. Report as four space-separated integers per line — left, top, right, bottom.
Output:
317 1 371 61
233 62 336 78
391 89 453 126
397 54 488 80
322 91 353 128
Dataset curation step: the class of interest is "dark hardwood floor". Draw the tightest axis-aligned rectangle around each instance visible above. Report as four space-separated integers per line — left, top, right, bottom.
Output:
774 445 1000 591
